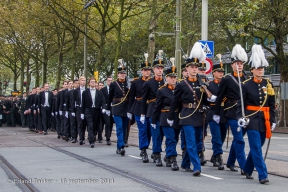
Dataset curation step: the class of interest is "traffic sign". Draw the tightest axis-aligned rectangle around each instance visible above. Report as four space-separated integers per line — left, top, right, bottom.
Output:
203 58 213 74
199 40 214 58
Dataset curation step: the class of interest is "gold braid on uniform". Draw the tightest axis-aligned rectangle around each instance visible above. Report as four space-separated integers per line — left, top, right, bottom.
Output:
179 92 204 119
111 89 130 107
266 79 275 96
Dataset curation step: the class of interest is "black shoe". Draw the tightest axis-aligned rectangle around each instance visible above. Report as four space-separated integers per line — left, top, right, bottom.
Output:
246 174 254 179
72 139 76 143
226 165 238 172
90 143 94 148
259 178 269 184
142 151 149 163
57 135 61 139
241 169 246 175
170 156 179 171
124 143 129 147
193 170 201 176
98 140 103 143
155 153 163 167
216 155 224 170
62 136 69 142
79 140 83 145
106 140 111 145
151 154 156 163
181 166 193 172
140 149 145 157
198 152 207 165
166 157 172 167
120 148 125 156
210 156 218 167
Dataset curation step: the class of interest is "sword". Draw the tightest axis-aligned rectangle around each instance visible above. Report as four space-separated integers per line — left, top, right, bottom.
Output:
226 126 230 149
264 138 271 161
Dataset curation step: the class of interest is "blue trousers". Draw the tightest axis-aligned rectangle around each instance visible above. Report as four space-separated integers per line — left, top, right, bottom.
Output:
181 125 201 172
135 115 151 150
113 116 128 149
243 130 267 180
220 123 229 145
180 128 186 150
226 118 246 169
194 126 203 153
162 126 177 157
148 118 163 153
209 121 224 156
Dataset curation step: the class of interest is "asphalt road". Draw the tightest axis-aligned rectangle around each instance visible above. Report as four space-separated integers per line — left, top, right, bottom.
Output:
0 126 288 192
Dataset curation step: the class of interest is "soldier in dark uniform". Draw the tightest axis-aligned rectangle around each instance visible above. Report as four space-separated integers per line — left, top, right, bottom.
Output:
10 97 18 127
128 55 152 163
19 93 27 128
206 63 228 170
167 42 210 176
141 53 165 166
71 76 87 145
237 44 275 184
152 64 180 171
213 44 248 173
106 63 130 156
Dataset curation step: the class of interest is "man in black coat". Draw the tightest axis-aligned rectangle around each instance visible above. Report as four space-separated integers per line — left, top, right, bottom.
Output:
58 81 68 140
39 83 53 135
81 78 106 148
100 76 114 145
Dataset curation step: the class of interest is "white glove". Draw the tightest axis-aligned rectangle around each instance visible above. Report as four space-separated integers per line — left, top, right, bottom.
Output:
106 110 110 116
59 111 62 115
127 113 132 120
167 119 174 126
81 114 84 120
151 124 156 129
213 115 220 124
51 112 54 116
271 123 276 131
65 111 68 118
71 112 75 117
238 117 249 128
55 112 58 115
140 115 145 124
207 95 217 102
102 109 106 114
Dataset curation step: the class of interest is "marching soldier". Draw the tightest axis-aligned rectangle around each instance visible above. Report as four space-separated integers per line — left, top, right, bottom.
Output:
213 44 248 173
106 62 130 156
72 76 87 145
151 63 180 171
180 63 188 157
81 78 106 148
39 83 53 135
167 42 211 176
141 51 165 166
237 44 275 184
128 54 152 163
206 62 228 170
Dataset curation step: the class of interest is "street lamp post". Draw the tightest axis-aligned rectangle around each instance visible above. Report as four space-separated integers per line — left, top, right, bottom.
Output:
175 0 182 77
83 1 88 80
201 0 208 40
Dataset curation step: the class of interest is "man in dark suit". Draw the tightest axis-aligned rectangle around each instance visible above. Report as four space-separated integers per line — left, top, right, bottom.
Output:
58 81 68 141
39 83 53 135
100 76 114 145
72 76 87 145
81 78 106 148
63 80 74 141
26 89 36 132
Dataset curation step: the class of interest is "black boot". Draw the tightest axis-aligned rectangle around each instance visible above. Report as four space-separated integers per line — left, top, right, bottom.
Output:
210 156 218 167
151 154 156 163
166 156 172 167
140 149 145 157
199 152 207 165
216 154 224 170
170 156 179 171
155 153 163 167
141 150 149 163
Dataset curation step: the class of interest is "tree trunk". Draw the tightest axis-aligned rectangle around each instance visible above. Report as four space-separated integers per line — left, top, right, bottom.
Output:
26 63 31 93
56 51 63 89
20 60 24 94
42 49 48 86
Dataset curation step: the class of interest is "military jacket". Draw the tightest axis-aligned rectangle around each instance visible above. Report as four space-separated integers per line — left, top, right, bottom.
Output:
236 78 275 132
128 77 149 116
107 79 129 117
151 85 179 128
214 72 247 119
19 98 27 112
206 80 227 123
168 79 208 127
141 77 165 117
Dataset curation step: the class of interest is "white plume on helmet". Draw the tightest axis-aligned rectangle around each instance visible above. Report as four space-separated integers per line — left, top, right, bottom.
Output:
189 42 206 62
248 44 269 69
231 44 248 63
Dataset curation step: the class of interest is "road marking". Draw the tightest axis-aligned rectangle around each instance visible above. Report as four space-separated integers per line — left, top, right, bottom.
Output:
128 155 142 159
201 173 222 180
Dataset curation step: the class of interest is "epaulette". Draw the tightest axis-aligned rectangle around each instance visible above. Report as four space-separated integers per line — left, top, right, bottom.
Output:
264 78 271 82
158 84 167 90
131 77 139 82
178 78 184 82
242 78 251 84
223 73 230 78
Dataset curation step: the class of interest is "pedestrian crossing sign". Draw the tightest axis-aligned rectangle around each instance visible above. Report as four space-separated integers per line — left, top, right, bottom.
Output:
199 40 214 58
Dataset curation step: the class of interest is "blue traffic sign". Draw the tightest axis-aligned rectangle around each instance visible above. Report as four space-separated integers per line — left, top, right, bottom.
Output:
199 40 214 58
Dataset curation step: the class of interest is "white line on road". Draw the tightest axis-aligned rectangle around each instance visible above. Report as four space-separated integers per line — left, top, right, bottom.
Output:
128 155 142 159
201 173 222 180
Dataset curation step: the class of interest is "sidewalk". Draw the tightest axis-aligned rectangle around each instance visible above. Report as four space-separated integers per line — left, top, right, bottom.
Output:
273 127 288 134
